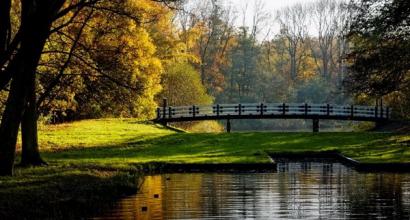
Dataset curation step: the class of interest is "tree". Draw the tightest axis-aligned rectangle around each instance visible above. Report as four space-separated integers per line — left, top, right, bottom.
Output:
0 0 180 176
160 62 212 106
0 0 12 56
345 0 410 98
187 0 236 95
224 27 260 102
0 0 69 176
309 0 347 80
276 4 308 81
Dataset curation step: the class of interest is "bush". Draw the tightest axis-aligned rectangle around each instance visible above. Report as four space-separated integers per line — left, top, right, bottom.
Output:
159 62 213 106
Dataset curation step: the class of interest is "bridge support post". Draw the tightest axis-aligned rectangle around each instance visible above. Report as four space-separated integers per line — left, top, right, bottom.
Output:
312 119 319 133
226 119 231 133
162 98 168 126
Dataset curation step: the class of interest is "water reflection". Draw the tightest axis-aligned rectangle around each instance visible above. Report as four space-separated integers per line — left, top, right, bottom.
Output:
95 162 410 219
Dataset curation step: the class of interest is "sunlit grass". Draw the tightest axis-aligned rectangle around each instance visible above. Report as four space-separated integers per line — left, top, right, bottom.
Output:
35 119 410 165
35 119 173 152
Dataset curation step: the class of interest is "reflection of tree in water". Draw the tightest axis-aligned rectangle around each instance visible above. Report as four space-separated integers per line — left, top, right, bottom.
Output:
276 161 316 219
97 175 164 220
96 163 410 219
346 173 410 219
274 161 410 219
201 174 232 218
162 174 204 219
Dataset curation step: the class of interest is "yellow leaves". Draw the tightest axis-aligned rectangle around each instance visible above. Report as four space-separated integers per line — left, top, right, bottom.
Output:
179 23 204 50
298 56 319 80
355 93 371 104
115 24 163 118
36 0 206 119
160 62 213 107
127 0 170 24
163 42 200 64
130 27 157 58
39 0 173 119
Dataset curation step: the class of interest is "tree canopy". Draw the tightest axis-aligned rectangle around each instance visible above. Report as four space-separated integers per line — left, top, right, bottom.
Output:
345 0 410 118
346 0 410 97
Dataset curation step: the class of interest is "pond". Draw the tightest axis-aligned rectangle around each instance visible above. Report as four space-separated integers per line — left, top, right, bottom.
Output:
94 161 410 219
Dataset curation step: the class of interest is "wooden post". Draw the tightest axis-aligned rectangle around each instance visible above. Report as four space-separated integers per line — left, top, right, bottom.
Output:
260 103 264 116
168 107 172 119
162 98 167 126
192 105 196 118
304 103 308 116
375 104 378 119
380 99 384 119
156 108 161 120
282 103 286 115
226 119 231 133
239 104 242 116
313 119 319 133
216 104 220 117
326 104 330 116
350 105 354 118
162 98 167 120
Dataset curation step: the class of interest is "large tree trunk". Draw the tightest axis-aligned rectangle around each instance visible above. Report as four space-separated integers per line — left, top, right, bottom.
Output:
0 0 11 54
20 78 46 166
322 53 329 79
290 55 297 80
0 0 65 176
0 59 29 176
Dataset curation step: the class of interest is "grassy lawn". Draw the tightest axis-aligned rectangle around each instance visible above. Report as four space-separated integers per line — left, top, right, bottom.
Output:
37 118 410 165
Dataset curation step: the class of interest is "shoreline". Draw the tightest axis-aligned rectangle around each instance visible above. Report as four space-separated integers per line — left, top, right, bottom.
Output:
269 150 410 173
2 152 410 219
138 150 410 174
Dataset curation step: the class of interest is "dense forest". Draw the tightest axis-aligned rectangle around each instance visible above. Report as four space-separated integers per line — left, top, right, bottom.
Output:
1 0 407 123
0 0 408 175
0 0 353 129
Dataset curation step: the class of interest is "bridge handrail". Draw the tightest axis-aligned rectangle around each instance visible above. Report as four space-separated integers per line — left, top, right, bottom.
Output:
156 103 391 121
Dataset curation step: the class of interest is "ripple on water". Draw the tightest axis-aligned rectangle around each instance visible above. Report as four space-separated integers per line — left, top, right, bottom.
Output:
94 162 410 220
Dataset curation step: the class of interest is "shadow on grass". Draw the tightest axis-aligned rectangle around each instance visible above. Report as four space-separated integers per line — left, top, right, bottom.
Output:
42 132 403 164
0 167 139 219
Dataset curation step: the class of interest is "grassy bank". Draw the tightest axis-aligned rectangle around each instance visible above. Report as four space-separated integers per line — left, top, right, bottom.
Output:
37 119 409 164
0 166 139 219
1 119 409 219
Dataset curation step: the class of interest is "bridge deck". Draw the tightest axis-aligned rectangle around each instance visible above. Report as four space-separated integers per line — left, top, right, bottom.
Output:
155 103 390 123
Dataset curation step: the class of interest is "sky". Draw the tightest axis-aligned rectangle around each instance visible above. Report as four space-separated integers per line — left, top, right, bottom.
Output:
183 0 348 40
224 0 319 12
220 0 347 40
221 0 322 39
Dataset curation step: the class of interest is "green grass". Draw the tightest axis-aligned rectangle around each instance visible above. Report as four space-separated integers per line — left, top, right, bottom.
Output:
0 165 140 219
37 118 410 165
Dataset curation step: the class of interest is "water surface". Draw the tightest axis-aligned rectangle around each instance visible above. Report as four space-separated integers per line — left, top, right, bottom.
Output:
95 161 410 219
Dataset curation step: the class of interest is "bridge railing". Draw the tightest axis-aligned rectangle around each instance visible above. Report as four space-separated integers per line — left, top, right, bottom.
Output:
156 103 391 121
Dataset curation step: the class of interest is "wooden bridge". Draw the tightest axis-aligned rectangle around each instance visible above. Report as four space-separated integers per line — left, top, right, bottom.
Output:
155 99 391 132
